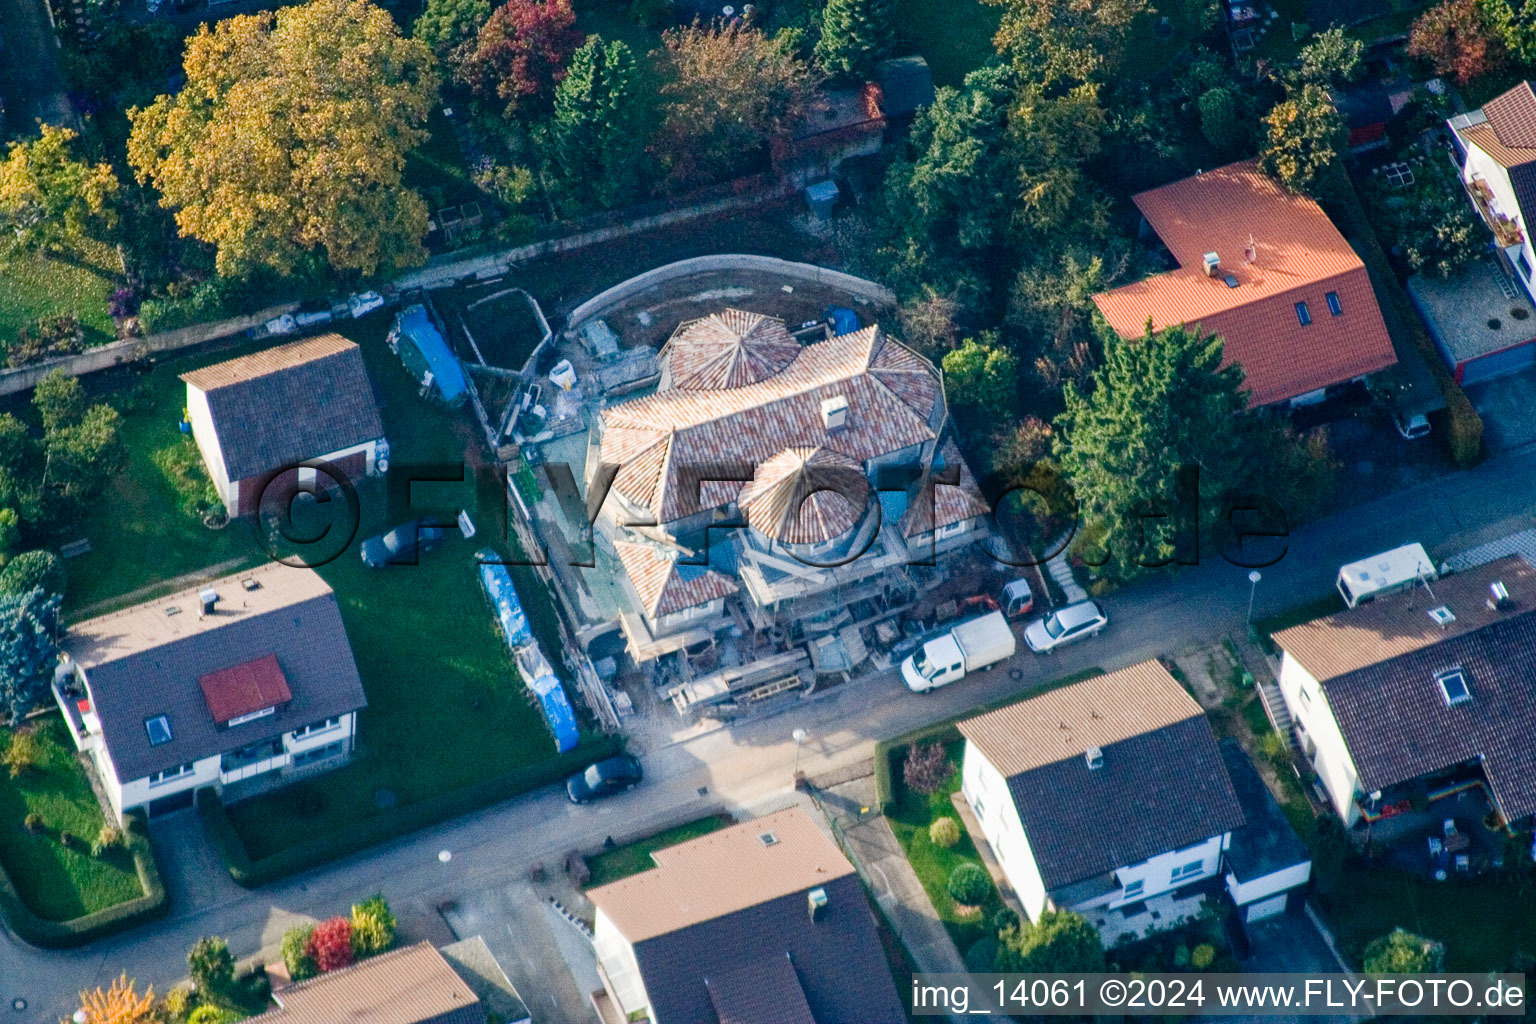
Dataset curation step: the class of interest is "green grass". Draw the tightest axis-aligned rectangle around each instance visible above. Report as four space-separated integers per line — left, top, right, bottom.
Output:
893 0 1000 87
584 813 736 888
0 241 117 352
0 718 144 921
885 740 1003 955
406 108 484 213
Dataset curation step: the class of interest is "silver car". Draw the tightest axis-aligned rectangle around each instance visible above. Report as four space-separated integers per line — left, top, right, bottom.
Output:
1024 600 1108 653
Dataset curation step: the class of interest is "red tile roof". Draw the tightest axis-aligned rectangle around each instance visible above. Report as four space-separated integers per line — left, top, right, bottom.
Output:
1482 81 1536 153
613 539 739 617
1092 161 1397 406
198 653 292 723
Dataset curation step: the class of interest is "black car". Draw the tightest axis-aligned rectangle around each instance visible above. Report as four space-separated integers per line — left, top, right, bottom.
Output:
359 519 448 568
566 754 643 803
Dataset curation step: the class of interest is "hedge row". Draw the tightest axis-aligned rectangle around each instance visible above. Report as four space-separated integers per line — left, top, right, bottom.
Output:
871 668 1104 813
199 736 622 887
0 810 169 948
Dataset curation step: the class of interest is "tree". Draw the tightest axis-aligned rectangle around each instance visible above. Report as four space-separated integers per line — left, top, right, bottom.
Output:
1259 83 1346 196
127 0 438 278
187 936 236 1003
1006 247 1110 391
1054 323 1250 580
814 0 895 80
996 909 1105 972
349 894 397 957
1481 0 1536 64
942 336 1019 428
1294 27 1364 86
1198 86 1245 154
43 402 126 523
414 0 491 60
986 0 1149 86
1409 0 1506 85
946 862 991 906
0 588 60 724
0 125 119 258
455 0 581 115
77 974 157 1024
1010 82 1107 237
0 550 64 599
33 370 85 433
281 925 318 981
654 22 818 187
903 742 953 794
306 916 354 972
897 286 963 356
1363 928 1444 973
547 36 644 211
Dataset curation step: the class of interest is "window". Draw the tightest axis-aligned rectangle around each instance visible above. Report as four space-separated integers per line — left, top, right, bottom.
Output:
1325 291 1343 316
1172 859 1205 881
1121 878 1144 899
1295 301 1312 326
144 715 173 746
291 717 341 741
1437 668 1472 707
291 740 344 767
148 763 194 786
227 706 276 728
1298 686 1312 708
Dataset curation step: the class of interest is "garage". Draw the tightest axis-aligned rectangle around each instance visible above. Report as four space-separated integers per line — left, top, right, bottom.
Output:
1458 338 1536 385
1407 268 1536 386
1219 741 1313 927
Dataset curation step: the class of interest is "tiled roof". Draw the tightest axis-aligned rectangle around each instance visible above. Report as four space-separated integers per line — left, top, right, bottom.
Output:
252 942 485 1024
660 311 803 390
198 653 292 724
1273 557 1536 681
1219 739 1310 885
180 334 385 481
1482 81 1536 154
64 563 367 780
613 539 738 617
705 954 817 1024
961 662 1245 890
738 447 869 545
599 322 941 524
1092 161 1397 406
900 439 991 537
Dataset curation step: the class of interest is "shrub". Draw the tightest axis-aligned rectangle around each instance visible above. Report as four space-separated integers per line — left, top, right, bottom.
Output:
23 811 43 832
188 935 235 1001
1173 944 1191 967
92 824 124 857
160 986 191 1022
349 894 396 957
1445 385 1483 467
8 314 85 368
903 742 953 795
281 924 318 981
306 916 353 972
2 729 42 778
964 935 1000 972
992 907 1020 934
59 831 79 850
187 1006 242 1024
1362 927 1443 973
1190 943 1216 969
0 551 64 600
928 817 961 849
947 862 992 907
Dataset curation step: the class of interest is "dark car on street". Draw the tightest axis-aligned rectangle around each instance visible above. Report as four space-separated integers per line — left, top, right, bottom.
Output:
566 754 643 803
360 519 448 568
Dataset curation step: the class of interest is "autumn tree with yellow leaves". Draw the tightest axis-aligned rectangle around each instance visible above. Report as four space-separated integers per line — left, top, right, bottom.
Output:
127 0 438 278
74 974 158 1024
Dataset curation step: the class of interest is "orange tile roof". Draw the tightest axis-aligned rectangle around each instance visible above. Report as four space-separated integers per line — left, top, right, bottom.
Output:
1092 161 1397 406
738 446 869 545
180 334 359 391
613 539 739 616
1479 81 1536 157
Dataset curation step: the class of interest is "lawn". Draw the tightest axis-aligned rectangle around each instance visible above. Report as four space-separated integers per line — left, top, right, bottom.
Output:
893 0 1000 87
885 740 1004 959
0 240 118 354
583 813 735 888
0 718 144 921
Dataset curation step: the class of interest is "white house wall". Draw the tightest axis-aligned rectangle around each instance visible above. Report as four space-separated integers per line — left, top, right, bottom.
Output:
592 909 652 1018
1226 860 1312 906
961 742 1051 920
1277 652 1362 824
1100 835 1225 910
1463 139 1536 284
185 387 237 509
117 754 222 820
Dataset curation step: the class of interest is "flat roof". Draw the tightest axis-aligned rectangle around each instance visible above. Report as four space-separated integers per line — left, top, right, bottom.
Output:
1408 265 1536 366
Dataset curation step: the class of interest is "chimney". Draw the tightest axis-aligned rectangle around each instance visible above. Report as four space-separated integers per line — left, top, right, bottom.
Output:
1489 581 1512 610
808 886 828 922
198 588 220 617
1202 252 1221 277
820 395 849 432
1085 746 1104 771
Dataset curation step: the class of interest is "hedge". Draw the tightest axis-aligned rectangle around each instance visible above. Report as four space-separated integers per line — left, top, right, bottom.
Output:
199 736 623 887
0 810 169 948
872 668 1103 813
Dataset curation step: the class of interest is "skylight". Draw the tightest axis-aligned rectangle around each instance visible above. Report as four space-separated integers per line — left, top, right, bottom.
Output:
1428 605 1456 626
1295 301 1312 326
145 715 173 746
1326 291 1343 316
1436 668 1472 707
759 832 779 847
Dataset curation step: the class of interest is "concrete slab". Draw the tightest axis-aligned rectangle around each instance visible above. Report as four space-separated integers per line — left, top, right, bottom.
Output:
1467 367 1536 453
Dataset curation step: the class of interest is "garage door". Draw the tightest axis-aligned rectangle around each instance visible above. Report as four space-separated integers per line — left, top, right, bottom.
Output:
1462 341 1536 385
1244 893 1290 923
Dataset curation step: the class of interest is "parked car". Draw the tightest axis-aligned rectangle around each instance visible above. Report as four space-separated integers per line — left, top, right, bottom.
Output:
1394 410 1431 440
1023 600 1107 653
566 754 643 803
348 291 386 318
360 519 448 568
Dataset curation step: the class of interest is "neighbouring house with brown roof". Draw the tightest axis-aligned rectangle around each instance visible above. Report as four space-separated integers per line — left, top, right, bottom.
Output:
1092 160 1397 407
1274 555 1536 829
181 334 388 517
1446 83 1536 383
586 807 906 1024
253 940 528 1024
586 309 991 677
959 661 1309 937
51 562 366 820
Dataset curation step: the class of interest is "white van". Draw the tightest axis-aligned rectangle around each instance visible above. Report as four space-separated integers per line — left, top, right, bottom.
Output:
902 611 1016 692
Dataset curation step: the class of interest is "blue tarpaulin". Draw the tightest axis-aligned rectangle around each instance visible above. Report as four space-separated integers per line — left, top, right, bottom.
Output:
390 305 468 404
478 554 533 648
827 306 861 335
477 553 579 752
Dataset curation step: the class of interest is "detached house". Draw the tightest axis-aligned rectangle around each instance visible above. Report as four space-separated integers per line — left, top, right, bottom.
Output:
958 662 1309 936
1273 555 1536 828
1093 160 1397 407
181 334 388 517
586 807 906 1024
52 563 366 820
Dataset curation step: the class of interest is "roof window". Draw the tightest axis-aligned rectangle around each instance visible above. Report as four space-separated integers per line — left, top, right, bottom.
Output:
1295 301 1312 326
1436 668 1472 707
1222 274 1239 289
1428 605 1456 626
1326 291 1343 316
145 715 173 746
759 832 779 847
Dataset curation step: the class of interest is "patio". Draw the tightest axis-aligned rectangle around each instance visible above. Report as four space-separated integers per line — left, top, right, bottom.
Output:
1086 889 1213 947
1359 787 1508 878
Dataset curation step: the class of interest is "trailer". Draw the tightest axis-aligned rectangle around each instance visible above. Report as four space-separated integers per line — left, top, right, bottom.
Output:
1336 542 1435 609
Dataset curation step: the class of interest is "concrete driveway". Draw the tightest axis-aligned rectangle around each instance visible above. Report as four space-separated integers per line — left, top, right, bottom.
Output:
1467 368 1536 454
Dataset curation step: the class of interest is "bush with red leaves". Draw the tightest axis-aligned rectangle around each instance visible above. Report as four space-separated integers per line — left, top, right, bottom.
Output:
454 0 580 114
305 916 354 972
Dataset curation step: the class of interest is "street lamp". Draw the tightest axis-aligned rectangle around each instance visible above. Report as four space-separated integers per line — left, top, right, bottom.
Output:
792 728 808 781
1246 570 1263 624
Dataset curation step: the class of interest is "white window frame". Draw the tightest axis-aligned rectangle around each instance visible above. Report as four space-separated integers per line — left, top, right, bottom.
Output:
291 716 342 740
227 706 276 728
148 763 195 787
1121 878 1145 899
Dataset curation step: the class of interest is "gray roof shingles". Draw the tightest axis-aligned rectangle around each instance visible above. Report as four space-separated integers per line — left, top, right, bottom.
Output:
1219 739 1310 884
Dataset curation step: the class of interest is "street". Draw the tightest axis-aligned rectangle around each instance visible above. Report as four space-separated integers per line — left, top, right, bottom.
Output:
4 440 1535 1022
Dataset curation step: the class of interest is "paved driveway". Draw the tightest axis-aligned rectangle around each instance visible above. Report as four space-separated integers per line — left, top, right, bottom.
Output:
0 0 73 132
1467 368 1536 454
